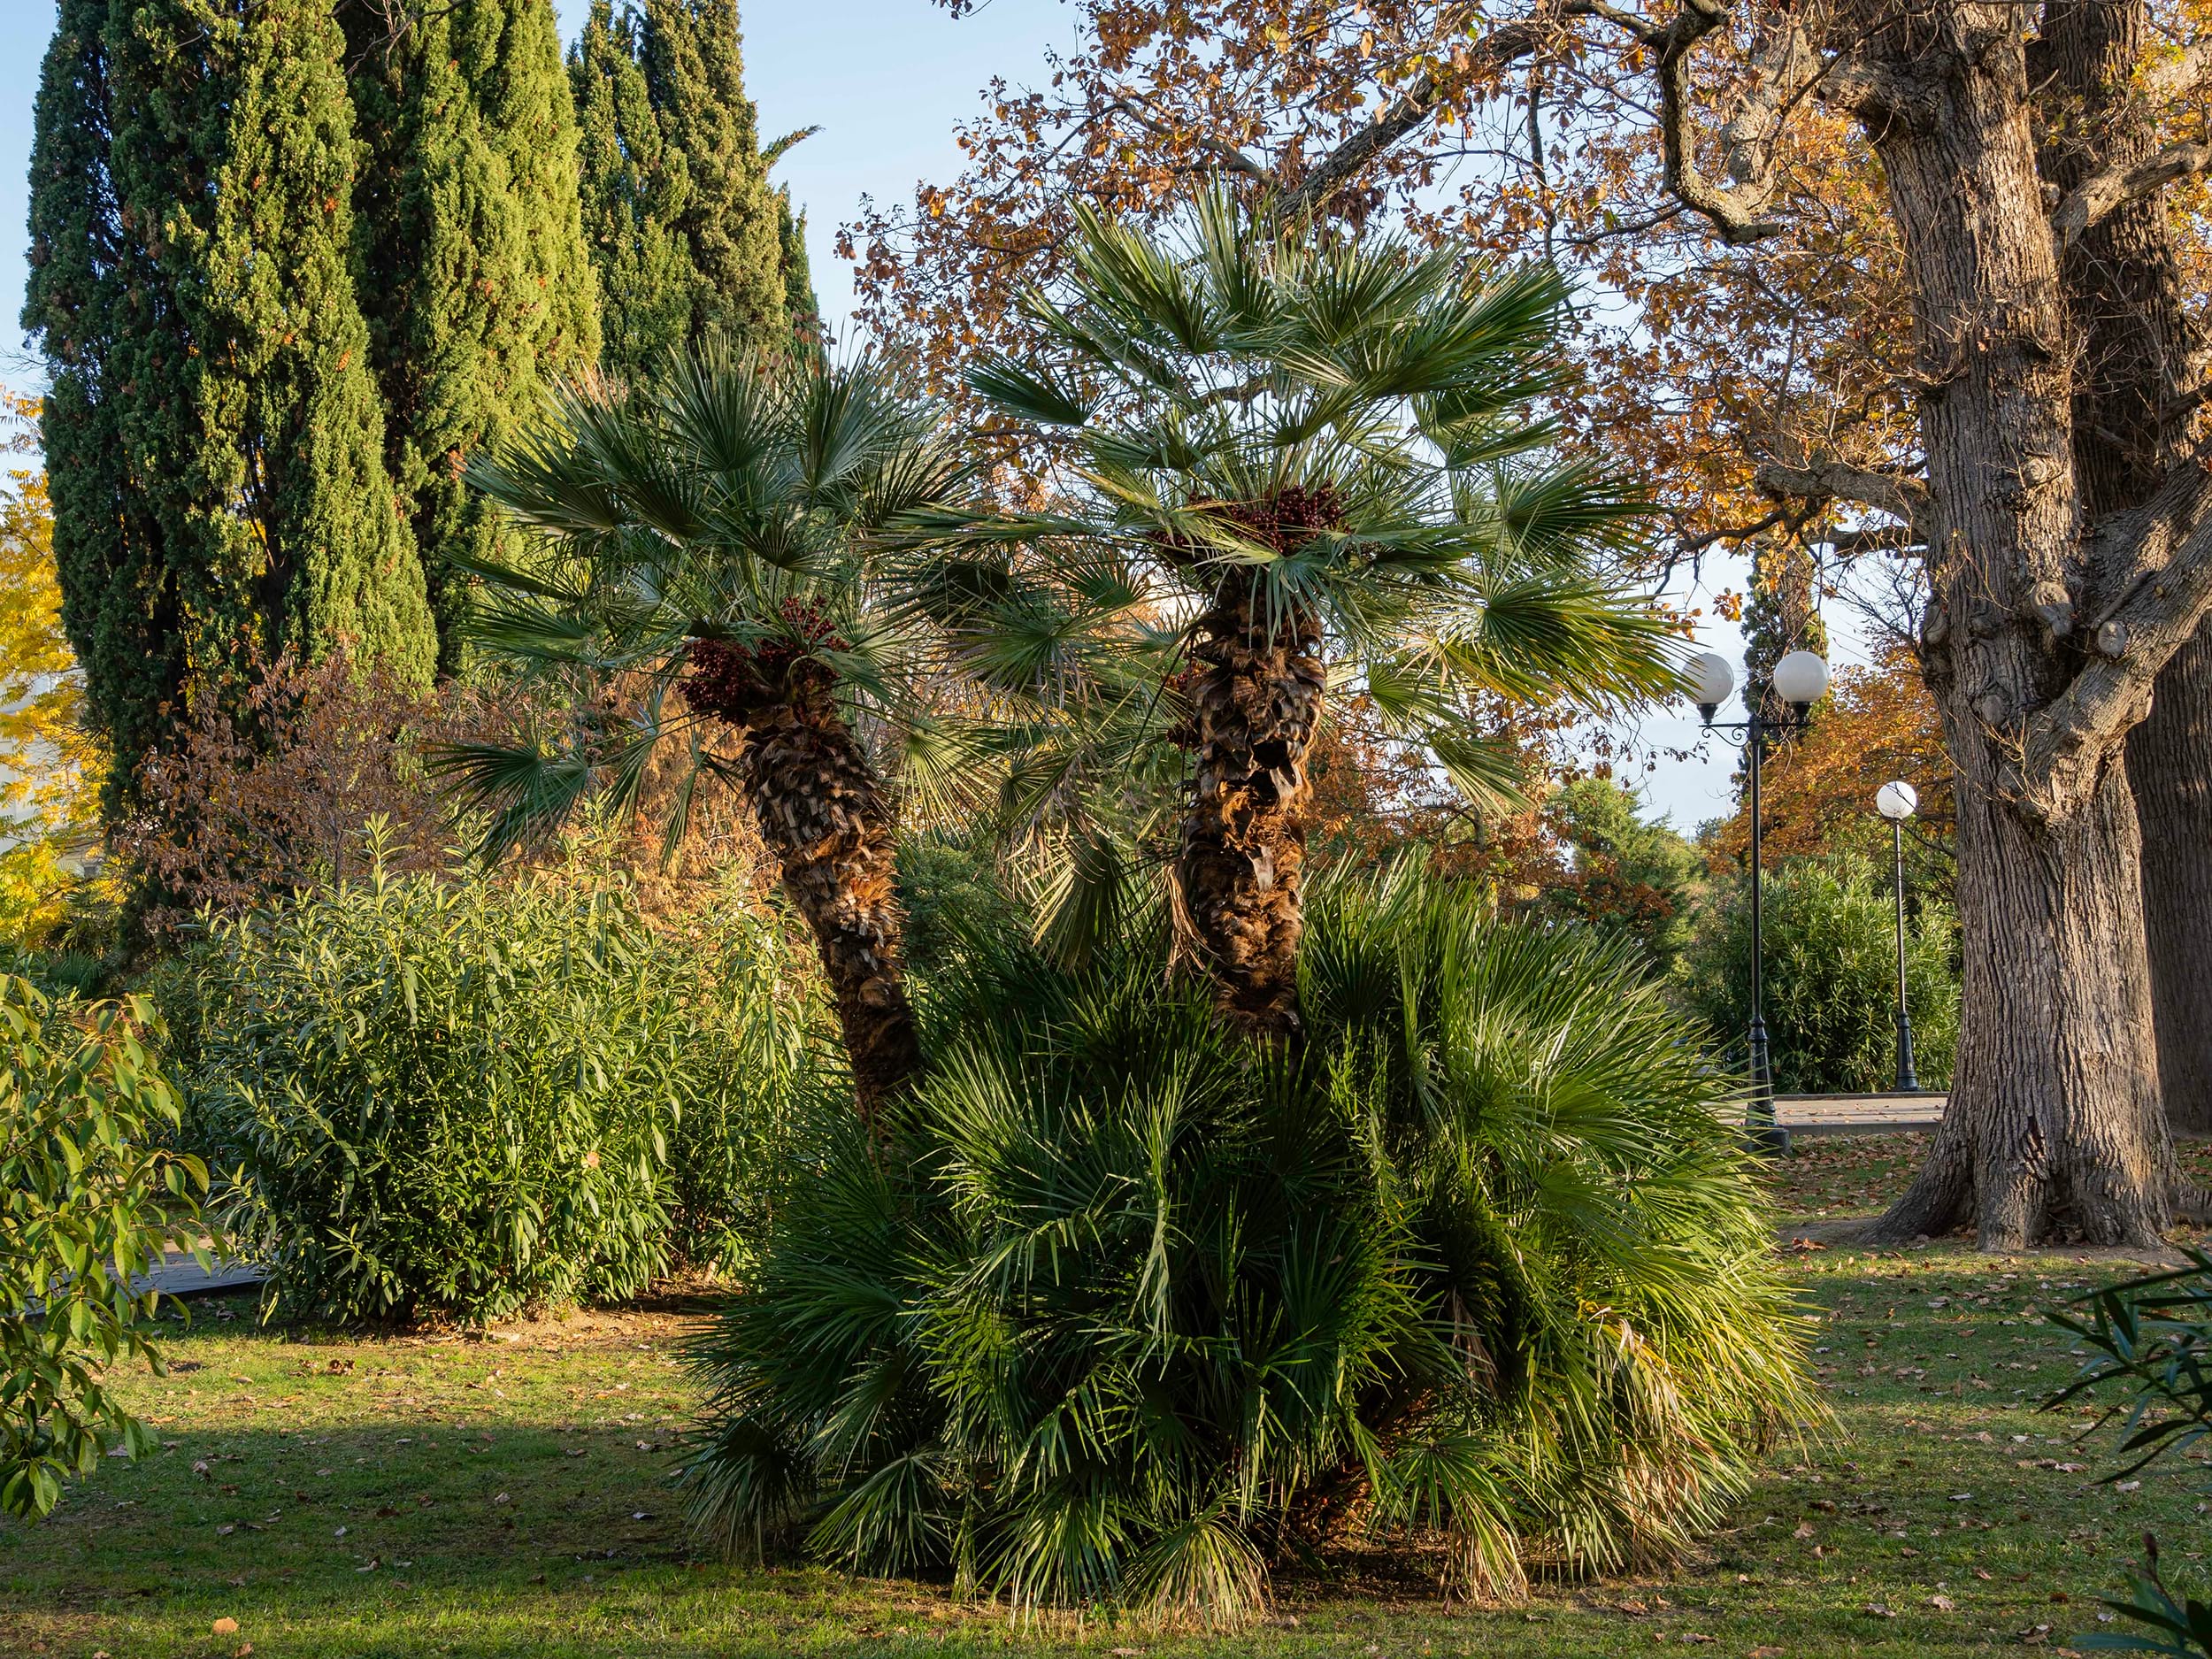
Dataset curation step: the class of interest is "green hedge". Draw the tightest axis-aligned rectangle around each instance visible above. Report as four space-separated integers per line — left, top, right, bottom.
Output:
1678 851 1959 1094
174 858 808 1324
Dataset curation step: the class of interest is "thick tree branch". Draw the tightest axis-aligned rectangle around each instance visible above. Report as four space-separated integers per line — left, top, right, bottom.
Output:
2050 137 2212 248
1653 0 1799 242
1756 457 1931 525
2015 461 2212 817
1276 4 1564 219
2143 41 2212 104
1571 0 1810 241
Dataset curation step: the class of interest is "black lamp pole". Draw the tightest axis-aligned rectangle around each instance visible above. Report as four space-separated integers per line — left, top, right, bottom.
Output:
1744 703 1783 1154
1696 688 1809 1157
1888 814 1921 1094
1694 646 1824 1157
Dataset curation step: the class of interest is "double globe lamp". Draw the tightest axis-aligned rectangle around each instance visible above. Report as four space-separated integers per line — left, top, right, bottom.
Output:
1687 646 1830 1155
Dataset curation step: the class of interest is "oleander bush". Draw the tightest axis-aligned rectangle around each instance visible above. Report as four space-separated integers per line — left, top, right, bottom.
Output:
655 898 818 1277
684 864 1816 1624
175 836 809 1324
1 978 208 1518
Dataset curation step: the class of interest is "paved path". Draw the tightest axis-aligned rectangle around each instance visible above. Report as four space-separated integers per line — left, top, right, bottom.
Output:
1773 1092 1947 1136
110 1097 1954 1305
137 1250 264 1299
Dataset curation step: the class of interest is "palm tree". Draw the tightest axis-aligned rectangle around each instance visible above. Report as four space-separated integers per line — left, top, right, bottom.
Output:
909 193 1685 1041
435 344 966 1121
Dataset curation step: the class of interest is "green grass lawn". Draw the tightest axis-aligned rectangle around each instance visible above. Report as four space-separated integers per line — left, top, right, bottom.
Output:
4 1137 2210 1659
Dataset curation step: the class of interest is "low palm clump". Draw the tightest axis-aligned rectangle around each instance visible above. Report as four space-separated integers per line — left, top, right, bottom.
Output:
684 864 1816 1623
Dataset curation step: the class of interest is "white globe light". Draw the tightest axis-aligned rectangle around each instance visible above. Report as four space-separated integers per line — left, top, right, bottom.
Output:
1876 780 1919 822
1688 650 1736 709
1772 649 1830 708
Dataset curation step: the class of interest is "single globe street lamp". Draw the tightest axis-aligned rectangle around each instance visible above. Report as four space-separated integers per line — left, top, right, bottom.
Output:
1688 646 1831 1155
1876 780 1922 1094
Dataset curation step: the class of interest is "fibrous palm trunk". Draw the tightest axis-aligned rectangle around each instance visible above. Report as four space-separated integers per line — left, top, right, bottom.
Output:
1175 570 1325 1043
687 641 921 1123
1830 0 2177 1248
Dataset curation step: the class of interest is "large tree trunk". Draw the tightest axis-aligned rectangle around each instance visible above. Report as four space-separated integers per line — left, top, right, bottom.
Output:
2035 0 2212 1141
1174 570 1324 1042
1873 738 2173 1245
2131 640 2212 1134
686 641 921 1124
1831 0 2176 1248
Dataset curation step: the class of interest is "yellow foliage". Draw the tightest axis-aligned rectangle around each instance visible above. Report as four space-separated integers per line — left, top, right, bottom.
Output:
0 392 107 947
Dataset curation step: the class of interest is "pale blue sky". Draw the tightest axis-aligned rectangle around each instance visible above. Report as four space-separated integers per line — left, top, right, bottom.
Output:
0 1 1861 831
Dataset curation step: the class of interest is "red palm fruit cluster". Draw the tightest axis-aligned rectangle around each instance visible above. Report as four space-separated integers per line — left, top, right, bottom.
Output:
680 598 852 725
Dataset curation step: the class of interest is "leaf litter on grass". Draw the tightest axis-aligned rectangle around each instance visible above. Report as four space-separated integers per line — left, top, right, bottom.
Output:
1 1143 2208 1656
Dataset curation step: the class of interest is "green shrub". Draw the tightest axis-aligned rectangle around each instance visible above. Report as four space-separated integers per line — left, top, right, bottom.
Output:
1 979 208 1518
895 833 1023 984
684 864 1816 1623
1678 851 1959 1094
179 850 800 1324
654 899 818 1278
1532 777 1703 974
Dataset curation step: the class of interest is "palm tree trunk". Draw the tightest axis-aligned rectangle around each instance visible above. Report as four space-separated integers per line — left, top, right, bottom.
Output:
688 643 921 1125
1175 572 1324 1042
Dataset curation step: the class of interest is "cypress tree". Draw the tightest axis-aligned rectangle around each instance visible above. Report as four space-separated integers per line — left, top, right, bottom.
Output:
25 0 434 797
641 0 787 345
571 2 819 369
342 0 602 672
775 185 824 347
571 0 700 384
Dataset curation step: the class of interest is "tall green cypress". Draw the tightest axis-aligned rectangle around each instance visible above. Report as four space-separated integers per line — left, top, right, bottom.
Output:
774 186 824 347
571 0 700 383
342 0 602 672
571 2 818 370
641 0 787 345
25 0 434 796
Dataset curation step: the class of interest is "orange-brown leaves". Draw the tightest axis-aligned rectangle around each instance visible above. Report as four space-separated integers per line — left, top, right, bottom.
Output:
1708 646 1951 867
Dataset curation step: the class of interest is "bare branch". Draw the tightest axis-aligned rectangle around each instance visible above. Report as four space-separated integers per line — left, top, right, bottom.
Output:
2051 139 2212 248
1276 4 1564 218
1755 457 1931 525
1674 505 1789 557
1099 96 1271 182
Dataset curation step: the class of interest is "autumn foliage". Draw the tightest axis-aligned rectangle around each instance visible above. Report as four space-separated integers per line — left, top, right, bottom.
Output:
1707 648 1952 867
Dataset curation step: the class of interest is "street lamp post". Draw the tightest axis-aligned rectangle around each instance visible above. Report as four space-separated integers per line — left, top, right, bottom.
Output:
1689 646 1831 1156
1876 780 1922 1094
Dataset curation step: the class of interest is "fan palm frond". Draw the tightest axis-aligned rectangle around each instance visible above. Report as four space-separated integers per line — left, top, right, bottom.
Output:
910 191 1686 1033
685 862 1818 1623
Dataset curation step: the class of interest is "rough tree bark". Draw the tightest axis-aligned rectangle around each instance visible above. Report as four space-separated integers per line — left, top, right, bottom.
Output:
1820 0 2178 1247
2131 641 2212 1135
1171 493 1333 1041
683 636 922 1124
2035 0 2212 1142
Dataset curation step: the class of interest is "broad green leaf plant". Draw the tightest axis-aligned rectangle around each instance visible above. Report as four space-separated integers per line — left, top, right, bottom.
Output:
0 977 207 1518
